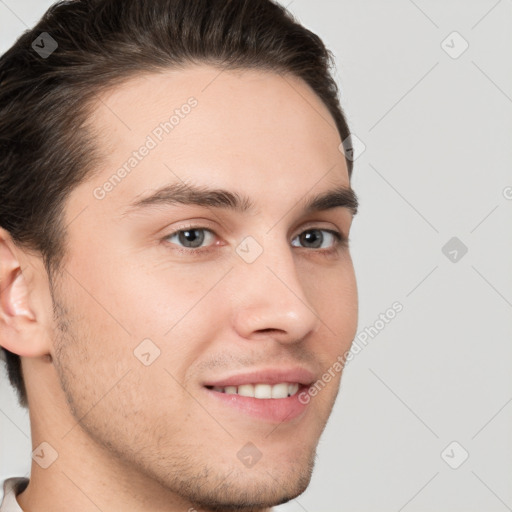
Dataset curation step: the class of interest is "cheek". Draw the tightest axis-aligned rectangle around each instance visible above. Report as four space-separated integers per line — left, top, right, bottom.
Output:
307 260 358 342
94 259 232 371
51 291 190 436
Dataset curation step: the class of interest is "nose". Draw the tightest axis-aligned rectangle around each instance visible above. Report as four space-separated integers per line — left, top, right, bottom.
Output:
231 239 320 344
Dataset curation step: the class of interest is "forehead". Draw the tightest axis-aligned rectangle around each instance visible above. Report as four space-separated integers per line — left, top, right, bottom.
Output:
79 64 349 217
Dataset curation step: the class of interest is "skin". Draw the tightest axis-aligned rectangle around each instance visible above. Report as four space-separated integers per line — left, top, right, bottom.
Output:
0 65 358 512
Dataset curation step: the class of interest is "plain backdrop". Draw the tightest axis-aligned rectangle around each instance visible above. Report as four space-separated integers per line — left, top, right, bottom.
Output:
1 1 511 511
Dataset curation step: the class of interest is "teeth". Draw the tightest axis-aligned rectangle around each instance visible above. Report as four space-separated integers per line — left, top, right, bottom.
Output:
288 383 299 396
271 383 289 398
254 384 272 399
209 382 301 399
237 384 255 397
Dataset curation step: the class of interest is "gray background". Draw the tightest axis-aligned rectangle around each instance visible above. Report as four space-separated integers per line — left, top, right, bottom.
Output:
1 1 511 510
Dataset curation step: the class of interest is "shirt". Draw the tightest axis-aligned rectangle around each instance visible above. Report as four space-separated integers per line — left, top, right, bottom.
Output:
0 478 28 512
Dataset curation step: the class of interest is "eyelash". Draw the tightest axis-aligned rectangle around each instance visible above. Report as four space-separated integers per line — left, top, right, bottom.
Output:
162 225 349 256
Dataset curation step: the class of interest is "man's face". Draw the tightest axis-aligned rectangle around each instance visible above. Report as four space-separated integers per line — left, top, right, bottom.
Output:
49 65 358 509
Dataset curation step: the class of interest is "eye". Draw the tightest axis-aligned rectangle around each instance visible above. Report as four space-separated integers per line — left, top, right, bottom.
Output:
291 228 345 250
164 227 216 249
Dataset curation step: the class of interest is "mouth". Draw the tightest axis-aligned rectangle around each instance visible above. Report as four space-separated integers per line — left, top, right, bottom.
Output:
202 368 315 423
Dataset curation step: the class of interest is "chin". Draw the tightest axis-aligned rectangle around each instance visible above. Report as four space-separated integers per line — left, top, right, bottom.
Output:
183 454 316 512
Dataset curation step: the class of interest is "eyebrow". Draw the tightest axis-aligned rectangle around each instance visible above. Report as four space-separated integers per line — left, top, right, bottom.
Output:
123 181 358 217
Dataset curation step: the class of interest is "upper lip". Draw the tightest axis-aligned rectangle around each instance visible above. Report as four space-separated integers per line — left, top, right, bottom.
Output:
203 367 317 388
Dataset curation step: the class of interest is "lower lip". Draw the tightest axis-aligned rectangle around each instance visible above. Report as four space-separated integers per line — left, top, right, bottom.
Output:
203 386 310 423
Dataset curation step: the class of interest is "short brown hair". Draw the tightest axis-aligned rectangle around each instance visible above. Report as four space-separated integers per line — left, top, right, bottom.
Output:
0 0 353 408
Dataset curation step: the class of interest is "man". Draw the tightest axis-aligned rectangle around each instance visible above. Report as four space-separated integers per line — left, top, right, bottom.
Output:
0 0 359 510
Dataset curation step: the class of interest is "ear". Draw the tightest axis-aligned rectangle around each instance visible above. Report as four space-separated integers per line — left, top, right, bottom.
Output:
0 227 51 358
